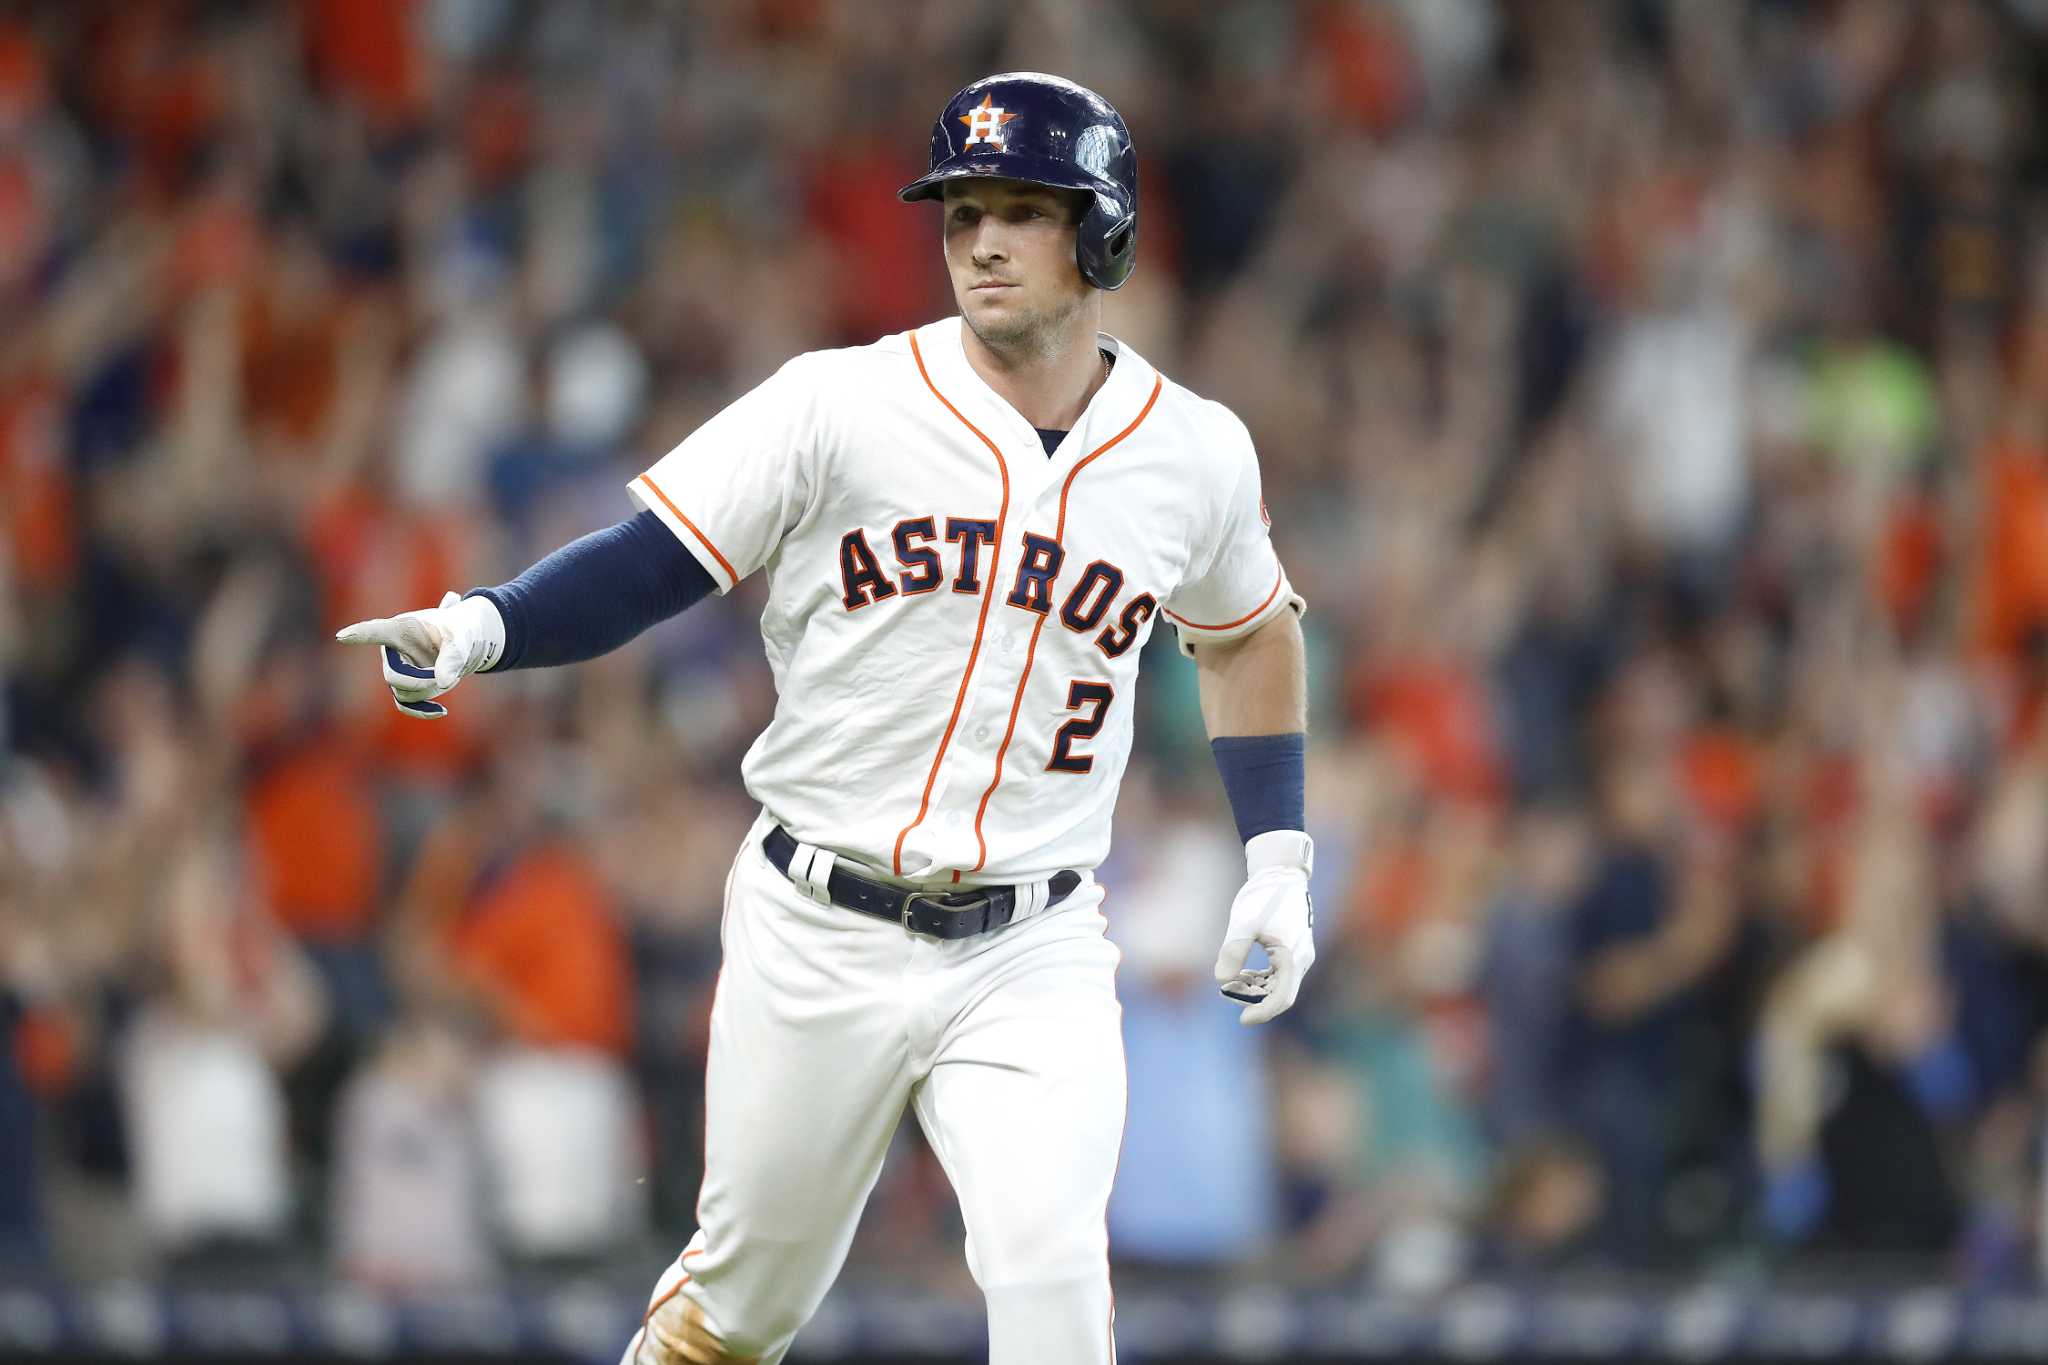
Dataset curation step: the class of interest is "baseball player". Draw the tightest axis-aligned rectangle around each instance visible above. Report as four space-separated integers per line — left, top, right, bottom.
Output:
339 73 1312 1365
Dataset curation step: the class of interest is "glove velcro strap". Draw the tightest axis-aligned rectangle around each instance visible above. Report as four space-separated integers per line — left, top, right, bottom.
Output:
449 593 507 673
1245 829 1313 878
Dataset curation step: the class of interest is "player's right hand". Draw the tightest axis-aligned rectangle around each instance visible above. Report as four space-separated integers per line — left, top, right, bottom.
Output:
335 591 504 718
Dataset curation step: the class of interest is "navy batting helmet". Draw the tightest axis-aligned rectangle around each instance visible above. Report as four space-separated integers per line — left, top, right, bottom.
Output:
899 72 1138 291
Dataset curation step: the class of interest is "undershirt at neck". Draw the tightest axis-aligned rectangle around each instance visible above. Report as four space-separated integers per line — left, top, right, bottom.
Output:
1032 350 1115 458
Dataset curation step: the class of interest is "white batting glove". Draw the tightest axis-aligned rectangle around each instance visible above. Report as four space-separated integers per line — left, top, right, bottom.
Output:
334 591 505 718
1215 829 1316 1025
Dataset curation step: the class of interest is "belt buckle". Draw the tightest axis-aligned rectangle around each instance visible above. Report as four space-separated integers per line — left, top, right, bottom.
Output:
901 888 992 939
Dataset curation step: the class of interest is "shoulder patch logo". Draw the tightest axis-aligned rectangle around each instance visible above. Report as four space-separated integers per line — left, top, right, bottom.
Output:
959 93 1019 150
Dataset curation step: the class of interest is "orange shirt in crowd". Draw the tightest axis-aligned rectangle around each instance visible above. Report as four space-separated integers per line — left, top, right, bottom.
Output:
0 23 45 121
1875 491 1943 638
13 1006 81 1098
245 730 387 943
239 281 343 450
78 5 227 202
1677 727 1762 834
1302 0 1415 134
1354 657 1506 810
1974 435 2048 660
444 843 634 1057
305 0 427 131
0 373 76 592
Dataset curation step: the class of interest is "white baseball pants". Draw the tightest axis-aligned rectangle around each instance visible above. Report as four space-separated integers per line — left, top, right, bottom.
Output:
622 814 1126 1364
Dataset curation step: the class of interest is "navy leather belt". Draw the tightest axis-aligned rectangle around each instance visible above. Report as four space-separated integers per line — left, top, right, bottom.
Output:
762 825 1081 939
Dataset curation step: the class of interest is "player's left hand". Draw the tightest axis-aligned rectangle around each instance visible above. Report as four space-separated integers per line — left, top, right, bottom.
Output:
1214 829 1316 1025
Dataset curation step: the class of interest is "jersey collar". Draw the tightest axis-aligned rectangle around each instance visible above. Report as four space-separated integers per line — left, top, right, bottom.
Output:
924 317 1158 487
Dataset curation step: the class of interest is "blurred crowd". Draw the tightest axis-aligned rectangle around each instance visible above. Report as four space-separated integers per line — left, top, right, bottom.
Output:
3 0 2048 1305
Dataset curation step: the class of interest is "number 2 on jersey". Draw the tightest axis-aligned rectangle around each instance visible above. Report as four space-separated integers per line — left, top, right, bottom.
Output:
1048 680 1115 773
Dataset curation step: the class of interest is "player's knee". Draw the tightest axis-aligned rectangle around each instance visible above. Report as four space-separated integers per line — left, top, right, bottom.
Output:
980 1266 1115 1336
973 1218 1110 1290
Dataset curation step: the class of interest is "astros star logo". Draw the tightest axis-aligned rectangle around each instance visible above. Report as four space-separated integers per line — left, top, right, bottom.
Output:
959 93 1019 150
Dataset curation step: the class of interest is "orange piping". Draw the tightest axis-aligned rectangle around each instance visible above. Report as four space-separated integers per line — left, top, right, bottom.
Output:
892 331 1011 876
637 473 740 588
1160 564 1286 632
967 376 1163 871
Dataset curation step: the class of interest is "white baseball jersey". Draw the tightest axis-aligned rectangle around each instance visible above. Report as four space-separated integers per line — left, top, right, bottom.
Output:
628 316 1302 886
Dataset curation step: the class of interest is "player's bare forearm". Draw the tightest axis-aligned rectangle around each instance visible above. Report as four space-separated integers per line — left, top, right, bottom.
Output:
1193 610 1307 738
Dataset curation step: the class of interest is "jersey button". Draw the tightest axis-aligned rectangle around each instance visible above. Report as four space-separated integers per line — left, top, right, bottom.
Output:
974 725 991 741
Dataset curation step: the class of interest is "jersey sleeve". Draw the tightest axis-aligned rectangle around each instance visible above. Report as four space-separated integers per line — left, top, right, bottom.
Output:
1160 407 1305 658
625 357 820 594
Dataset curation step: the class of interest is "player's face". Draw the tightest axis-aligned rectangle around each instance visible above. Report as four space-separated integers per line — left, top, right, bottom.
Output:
942 179 1094 356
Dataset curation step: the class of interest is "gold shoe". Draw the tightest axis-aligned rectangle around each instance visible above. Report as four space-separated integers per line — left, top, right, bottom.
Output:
638 1290 759 1365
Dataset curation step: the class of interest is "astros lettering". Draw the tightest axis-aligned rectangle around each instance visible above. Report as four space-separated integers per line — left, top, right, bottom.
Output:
836 521 1154 659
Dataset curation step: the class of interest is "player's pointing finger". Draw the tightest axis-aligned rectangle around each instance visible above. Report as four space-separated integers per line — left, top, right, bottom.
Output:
333 618 395 646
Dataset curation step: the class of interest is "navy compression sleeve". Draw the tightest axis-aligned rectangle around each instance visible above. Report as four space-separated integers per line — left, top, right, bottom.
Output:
1210 733 1307 843
467 511 718 671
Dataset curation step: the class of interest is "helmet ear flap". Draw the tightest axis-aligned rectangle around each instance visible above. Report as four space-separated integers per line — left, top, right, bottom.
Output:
1078 198 1138 291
